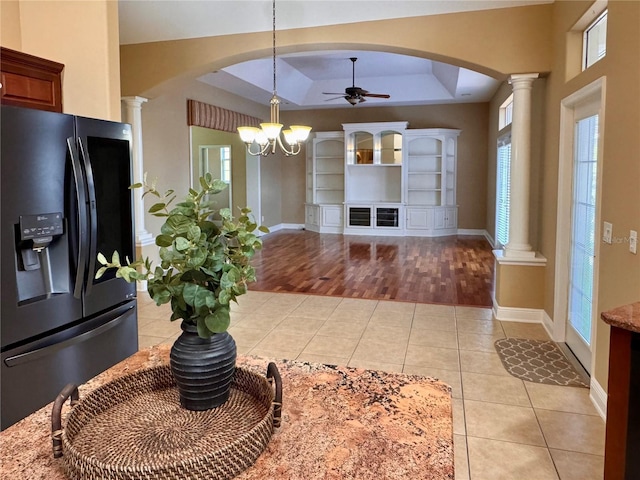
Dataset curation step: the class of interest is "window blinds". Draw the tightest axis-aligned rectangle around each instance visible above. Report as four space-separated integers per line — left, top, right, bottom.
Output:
496 134 511 248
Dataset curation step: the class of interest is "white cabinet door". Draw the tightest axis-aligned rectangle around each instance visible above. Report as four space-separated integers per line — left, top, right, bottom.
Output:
433 206 457 232
321 205 343 228
305 204 319 230
445 207 457 229
434 207 446 229
406 207 433 230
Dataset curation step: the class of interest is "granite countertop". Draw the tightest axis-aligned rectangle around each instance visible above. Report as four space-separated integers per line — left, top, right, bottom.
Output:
601 302 640 333
0 345 454 480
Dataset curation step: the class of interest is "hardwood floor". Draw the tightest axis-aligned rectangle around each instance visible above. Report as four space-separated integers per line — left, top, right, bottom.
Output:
250 230 495 306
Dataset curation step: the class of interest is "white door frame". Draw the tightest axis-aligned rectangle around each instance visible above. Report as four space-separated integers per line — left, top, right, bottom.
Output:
553 77 606 375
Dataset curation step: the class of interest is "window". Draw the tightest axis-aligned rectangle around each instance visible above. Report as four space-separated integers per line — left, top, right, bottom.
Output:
220 146 231 183
499 94 514 130
583 9 607 69
496 134 511 248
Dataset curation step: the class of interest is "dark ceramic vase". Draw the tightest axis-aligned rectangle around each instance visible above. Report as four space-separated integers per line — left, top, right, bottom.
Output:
169 321 237 411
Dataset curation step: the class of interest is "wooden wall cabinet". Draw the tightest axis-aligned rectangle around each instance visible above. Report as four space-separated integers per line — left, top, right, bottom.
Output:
1 47 64 113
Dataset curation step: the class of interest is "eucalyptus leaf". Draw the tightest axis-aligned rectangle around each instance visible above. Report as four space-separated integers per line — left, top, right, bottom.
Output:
95 266 107 279
196 317 212 338
204 308 230 333
149 203 165 213
175 236 190 251
156 234 173 247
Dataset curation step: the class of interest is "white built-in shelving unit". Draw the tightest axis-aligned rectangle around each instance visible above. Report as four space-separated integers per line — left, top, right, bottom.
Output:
404 129 461 236
305 122 460 236
305 132 344 233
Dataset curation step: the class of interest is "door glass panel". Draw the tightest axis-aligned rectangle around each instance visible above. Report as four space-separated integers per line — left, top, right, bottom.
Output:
568 114 598 345
87 137 134 284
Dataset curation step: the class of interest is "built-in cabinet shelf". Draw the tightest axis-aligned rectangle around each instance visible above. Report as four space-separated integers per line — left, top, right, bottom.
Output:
305 123 461 237
403 129 460 236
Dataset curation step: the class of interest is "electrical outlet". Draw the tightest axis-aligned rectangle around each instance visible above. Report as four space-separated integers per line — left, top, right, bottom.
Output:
630 230 638 254
603 222 613 244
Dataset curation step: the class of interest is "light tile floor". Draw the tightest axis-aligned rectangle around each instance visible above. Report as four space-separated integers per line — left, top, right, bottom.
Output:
137 290 605 480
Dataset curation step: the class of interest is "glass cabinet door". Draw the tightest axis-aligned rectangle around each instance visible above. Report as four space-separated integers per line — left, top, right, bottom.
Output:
354 131 373 164
380 131 402 164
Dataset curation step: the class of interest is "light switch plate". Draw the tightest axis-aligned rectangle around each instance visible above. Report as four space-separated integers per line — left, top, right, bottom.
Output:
630 230 637 254
603 222 613 244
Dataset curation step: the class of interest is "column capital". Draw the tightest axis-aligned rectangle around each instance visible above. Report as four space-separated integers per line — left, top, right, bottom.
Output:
508 73 540 88
121 96 148 108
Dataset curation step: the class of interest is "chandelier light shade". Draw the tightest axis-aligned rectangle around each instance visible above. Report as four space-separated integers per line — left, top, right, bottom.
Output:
237 0 311 156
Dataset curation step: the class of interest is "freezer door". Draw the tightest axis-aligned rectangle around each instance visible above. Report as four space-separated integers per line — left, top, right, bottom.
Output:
0 302 138 430
0 106 83 348
75 117 136 317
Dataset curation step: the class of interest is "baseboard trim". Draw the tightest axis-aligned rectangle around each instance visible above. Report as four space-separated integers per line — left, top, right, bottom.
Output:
542 311 556 340
492 296 544 323
266 223 304 234
457 228 487 237
590 376 607 421
484 230 496 248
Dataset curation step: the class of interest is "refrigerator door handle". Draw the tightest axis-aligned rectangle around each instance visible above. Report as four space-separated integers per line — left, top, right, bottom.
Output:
78 138 97 297
68 137 88 299
3 305 134 367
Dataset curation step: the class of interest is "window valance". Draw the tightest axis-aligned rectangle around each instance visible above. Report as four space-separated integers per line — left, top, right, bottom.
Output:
187 99 261 133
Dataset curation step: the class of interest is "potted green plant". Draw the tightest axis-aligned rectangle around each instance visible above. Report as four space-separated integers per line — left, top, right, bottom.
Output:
96 173 267 410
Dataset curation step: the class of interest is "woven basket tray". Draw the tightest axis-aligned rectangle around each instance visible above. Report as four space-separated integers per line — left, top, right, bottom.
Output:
51 363 282 480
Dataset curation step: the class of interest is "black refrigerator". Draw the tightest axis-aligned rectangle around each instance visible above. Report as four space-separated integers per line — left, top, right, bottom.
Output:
1 105 139 430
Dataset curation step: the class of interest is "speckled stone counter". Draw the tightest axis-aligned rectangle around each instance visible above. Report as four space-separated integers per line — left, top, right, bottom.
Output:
601 302 640 480
0 345 453 480
601 301 640 333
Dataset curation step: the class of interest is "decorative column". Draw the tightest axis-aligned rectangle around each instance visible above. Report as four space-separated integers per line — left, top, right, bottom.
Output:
121 96 153 248
504 73 539 258
492 73 547 324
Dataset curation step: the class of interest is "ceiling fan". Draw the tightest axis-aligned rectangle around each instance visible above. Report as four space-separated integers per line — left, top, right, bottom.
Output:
323 57 391 106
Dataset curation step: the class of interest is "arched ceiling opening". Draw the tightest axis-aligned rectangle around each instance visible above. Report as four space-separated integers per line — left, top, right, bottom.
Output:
118 1 554 101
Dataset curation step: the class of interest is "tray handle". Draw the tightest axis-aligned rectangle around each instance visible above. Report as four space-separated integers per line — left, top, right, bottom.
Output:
266 362 282 428
51 383 79 458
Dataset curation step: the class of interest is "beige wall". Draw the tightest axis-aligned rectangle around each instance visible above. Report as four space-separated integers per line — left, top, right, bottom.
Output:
3 0 121 120
120 5 554 97
1 1 22 50
495 264 545 309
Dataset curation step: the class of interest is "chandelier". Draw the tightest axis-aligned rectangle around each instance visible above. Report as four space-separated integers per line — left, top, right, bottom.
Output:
237 0 311 156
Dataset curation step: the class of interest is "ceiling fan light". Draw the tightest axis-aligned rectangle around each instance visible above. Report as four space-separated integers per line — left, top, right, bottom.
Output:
260 122 283 140
290 125 312 142
347 97 359 106
237 126 259 144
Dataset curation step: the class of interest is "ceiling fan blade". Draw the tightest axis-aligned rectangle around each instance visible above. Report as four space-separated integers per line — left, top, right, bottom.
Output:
324 96 346 102
362 93 391 98
322 92 348 95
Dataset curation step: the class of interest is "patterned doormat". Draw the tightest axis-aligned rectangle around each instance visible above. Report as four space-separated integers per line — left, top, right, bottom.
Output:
494 338 589 387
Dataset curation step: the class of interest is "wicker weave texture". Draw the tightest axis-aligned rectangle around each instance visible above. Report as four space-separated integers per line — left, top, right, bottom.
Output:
60 365 275 480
